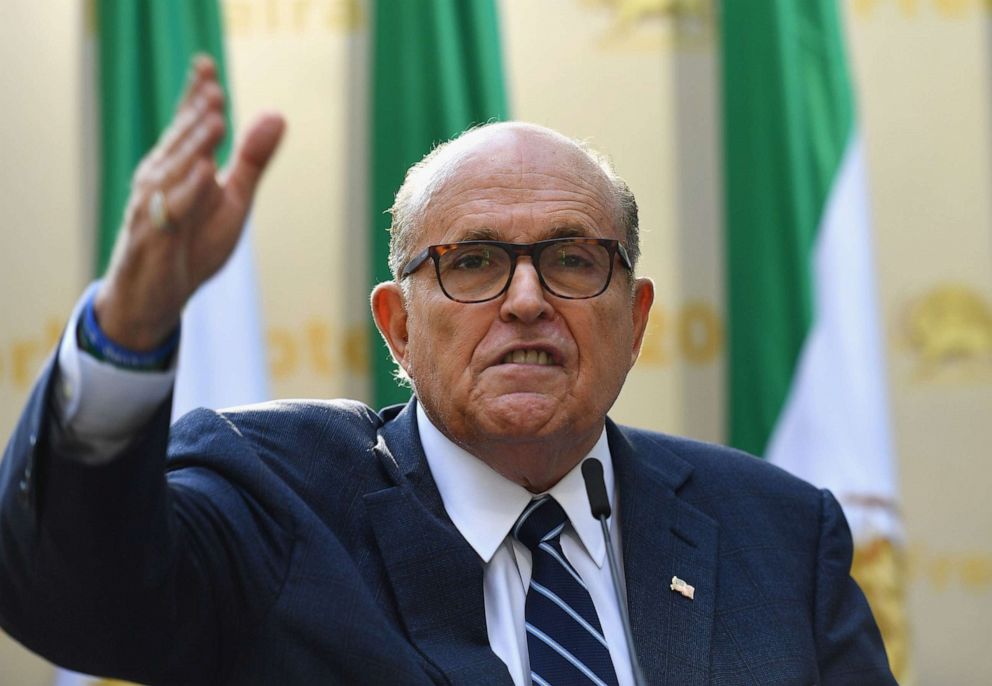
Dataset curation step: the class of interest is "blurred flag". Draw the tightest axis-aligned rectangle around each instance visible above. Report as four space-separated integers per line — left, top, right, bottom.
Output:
56 0 268 683
720 0 909 680
369 0 508 407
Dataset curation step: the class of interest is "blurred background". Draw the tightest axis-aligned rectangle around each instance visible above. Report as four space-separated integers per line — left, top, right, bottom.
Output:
1 0 990 684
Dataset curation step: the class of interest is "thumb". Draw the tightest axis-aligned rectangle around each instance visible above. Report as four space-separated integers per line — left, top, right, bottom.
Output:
223 111 286 205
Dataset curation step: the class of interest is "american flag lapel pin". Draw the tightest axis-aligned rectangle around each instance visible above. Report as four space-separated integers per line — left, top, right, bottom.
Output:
670 576 695 600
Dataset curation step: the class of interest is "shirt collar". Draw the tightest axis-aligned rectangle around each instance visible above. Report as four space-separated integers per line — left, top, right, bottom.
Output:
416 403 615 567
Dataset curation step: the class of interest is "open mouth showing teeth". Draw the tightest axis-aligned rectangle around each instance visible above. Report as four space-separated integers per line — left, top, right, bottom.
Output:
501 349 556 366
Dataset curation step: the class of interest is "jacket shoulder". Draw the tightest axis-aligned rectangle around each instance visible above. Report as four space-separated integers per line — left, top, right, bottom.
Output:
173 398 385 452
618 424 821 500
167 399 398 506
614 424 831 557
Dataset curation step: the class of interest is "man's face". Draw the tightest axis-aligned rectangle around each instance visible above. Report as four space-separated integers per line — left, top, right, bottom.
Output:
376 126 652 478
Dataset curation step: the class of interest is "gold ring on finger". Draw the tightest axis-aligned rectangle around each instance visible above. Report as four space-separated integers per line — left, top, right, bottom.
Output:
149 189 174 232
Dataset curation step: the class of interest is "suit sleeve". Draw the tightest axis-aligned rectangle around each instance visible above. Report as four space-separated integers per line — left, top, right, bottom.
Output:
53 283 175 463
814 489 898 685
0 356 293 685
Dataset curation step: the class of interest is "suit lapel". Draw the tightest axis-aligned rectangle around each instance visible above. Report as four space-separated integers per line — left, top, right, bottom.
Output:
609 422 719 686
364 404 718 685
364 401 512 686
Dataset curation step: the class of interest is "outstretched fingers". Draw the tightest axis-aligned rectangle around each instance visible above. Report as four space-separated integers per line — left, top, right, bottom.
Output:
176 54 218 112
166 158 222 231
221 112 286 209
147 54 225 171
158 108 226 191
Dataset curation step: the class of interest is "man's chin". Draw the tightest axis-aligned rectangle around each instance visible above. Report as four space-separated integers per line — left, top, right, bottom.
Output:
472 392 569 439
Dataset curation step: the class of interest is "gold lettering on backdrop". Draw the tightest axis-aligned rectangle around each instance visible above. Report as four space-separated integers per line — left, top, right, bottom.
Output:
578 0 715 51
225 0 251 31
323 0 363 31
292 0 310 29
268 328 298 378
923 552 955 591
305 320 334 376
853 0 880 15
934 0 971 15
343 325 369 375
636 302 723 367
12 340 40 388
906 543 992 592
267 319 370 380
898 283 992 383
678 301 723 364
960 556 992 589
900 0 920 14
852 0 919 16
638 305 672 366
266 0 279 29
0 319 62 389
223 0 364 35
853 0 992 18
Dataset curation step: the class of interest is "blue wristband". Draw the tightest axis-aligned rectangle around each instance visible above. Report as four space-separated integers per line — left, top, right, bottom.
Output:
78 294 180 370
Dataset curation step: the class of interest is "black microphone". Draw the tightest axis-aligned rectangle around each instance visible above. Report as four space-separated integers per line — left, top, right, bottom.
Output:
582 458 647 686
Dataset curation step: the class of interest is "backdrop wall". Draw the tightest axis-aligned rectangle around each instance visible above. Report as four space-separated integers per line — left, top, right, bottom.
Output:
1 1 990 683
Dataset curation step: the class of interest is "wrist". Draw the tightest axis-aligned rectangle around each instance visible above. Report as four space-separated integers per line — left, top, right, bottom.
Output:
78 293 180 371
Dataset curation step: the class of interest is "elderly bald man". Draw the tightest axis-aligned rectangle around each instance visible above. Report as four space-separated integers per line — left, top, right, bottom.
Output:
0 57 895 685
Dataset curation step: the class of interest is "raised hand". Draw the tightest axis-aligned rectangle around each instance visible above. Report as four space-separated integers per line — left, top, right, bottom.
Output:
95 55 285 351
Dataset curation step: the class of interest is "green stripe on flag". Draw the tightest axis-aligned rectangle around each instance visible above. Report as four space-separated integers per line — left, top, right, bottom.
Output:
720 0 854 456
96 0 231 274
369 0 508 408
94 1 270 423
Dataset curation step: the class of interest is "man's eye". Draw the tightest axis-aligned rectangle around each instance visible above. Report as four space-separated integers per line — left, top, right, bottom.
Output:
452 249 493 270
555 249 593 268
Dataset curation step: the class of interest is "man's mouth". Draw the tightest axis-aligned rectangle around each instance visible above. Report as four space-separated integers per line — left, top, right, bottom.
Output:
501 349 556 366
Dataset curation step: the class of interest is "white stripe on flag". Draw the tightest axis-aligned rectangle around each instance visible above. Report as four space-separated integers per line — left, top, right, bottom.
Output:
766 133 900 543
172 220 270 420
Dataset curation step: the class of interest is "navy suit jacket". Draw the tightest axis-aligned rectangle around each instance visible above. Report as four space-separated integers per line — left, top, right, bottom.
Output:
0 359 896 685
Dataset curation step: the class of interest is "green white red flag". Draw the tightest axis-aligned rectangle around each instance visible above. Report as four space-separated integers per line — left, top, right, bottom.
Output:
720 0 908 678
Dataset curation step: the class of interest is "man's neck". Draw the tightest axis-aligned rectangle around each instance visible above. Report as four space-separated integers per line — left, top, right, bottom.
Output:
414 402 616 568
438 423 604 494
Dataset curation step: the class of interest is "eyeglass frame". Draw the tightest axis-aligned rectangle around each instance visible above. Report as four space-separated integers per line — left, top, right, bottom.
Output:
399 237 633 304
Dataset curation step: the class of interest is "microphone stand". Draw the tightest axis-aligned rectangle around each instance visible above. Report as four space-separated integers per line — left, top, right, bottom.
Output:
582 458 647 686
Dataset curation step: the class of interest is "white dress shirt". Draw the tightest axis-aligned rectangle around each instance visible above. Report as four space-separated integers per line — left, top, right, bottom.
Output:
53 290 634 684
417 404 634 686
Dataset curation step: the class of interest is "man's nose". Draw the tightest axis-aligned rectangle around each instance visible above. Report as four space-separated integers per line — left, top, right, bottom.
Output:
499 259 554 322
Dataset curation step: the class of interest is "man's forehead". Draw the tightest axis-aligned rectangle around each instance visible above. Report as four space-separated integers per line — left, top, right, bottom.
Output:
413 126 615 218
441 123 596 174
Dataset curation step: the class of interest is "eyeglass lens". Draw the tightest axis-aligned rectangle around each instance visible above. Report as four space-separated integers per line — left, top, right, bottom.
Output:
437 240 614 302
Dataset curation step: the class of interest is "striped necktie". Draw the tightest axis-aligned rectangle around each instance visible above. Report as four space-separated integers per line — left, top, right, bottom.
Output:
513 496 619 686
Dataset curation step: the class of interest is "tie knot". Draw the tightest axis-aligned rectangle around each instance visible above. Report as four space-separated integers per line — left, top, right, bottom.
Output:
512 496 568 551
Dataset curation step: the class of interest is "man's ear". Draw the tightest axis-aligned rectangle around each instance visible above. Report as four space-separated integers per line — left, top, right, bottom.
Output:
629 277 655 368
371 282 410 372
